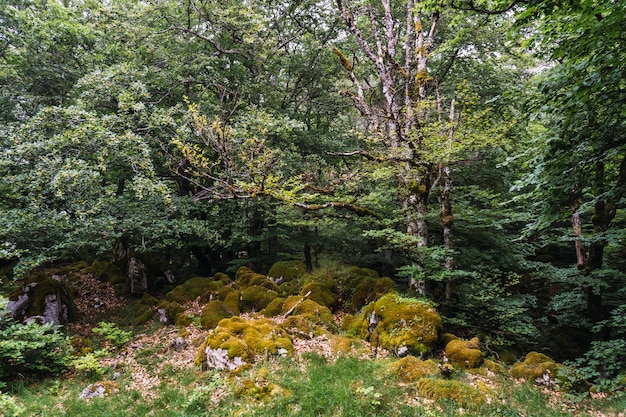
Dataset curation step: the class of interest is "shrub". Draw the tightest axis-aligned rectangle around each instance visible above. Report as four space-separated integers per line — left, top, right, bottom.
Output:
0 392 25 417
0 296 72 379
92 321 132 348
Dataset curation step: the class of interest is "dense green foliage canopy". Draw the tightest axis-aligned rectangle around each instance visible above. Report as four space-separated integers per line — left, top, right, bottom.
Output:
0 0 624 389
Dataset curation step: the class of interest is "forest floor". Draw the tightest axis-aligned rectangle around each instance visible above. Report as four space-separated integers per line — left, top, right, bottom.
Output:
4 270 626 417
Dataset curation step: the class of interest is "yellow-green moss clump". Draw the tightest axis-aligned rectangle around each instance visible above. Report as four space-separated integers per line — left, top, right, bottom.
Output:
350 276 396 312
281 296 334 326
200 300 237 329
388 356 439 382
349 293 442 355
445 337 484 369
510 351 558 381
300 281 336 309
279 296 336 337
166 277 221 303
241 285 279 312
263 297 285 317
416 378 486 406
267 260 307 282
195 317 293 371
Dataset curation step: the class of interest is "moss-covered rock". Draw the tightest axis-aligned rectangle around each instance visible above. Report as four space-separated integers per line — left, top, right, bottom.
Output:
241 285 279 312
222 289 242 315
388 356 439 382
445 337 484 369
156 300 185 324
200 300 236 329
267 260 307 282
195 316 293 371
132 293 158 325
349 293 442 355
281 314 333 339
333 266 380 310
300 281 336 309
281 296 334 326
166 277 219 303
416 378 486 406
350 276 396 312
439 332 459 347
263 297 285 317
8 273 76 324
236 272 279 292
84 260 124 284
510 351 558 381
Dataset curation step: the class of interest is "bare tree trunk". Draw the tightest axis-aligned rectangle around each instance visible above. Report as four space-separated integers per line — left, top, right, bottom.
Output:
571 203 585 268
335 0 440 292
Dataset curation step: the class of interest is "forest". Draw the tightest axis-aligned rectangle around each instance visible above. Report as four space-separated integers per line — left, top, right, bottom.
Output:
0 0 625 416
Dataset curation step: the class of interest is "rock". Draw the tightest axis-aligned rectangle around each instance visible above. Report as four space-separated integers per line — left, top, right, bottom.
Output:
7 277 75 325
204 347 246 371
79 381 119 399
128 257 148 295
169 337 187 352
445 337 484 369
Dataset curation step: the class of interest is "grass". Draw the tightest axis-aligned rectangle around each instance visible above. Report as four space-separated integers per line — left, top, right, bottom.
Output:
4 350 625 417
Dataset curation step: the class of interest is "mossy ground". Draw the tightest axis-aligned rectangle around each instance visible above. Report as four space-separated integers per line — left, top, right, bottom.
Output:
2 262 626 417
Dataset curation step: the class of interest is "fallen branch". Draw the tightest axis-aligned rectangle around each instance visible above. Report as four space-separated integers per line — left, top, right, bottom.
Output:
282 291 312 318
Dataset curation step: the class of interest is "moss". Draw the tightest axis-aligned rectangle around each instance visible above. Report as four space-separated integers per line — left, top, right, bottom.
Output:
445 337 484 369
213 272 232 285
388 356 439 382
156 300 185 324
486 359 506 374
131 293 158 325
300 281 336 309
241 285 279 312
341 314 355 331
166 277 217 303
195 316 294 369
134 308 155 325
510 351 558 381
329 335 364 355
350 276 396 312
416 378 486 406
263 297 285 317
281 297 334 326
200 300 236 329
176 313 193 327
235 266 254 281
85 260 124 284
439 332 459 347
281 314 332 339
267 260 307 282
223 290 242 315
10 274 77 323
278 279 302 297
349 293 442 355
234 375 290 402
333 266 381 311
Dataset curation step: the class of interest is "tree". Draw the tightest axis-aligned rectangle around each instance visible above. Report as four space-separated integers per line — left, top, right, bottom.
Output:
515 0 626 324
332 0 521 295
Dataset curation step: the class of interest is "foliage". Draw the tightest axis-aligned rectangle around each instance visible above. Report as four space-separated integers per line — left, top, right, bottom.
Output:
91 322 132 349
0 391 25 417
568 305 626 392
0 296 71 379
70 352 107 380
